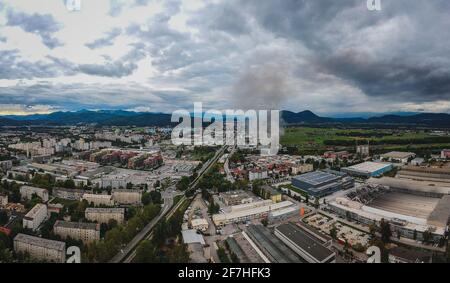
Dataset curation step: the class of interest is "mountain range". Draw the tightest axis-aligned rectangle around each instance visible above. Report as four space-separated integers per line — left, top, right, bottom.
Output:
1 109 450 127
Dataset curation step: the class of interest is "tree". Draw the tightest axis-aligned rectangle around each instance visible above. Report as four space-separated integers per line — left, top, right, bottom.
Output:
150 191 162 204
379 219 392 243
134 240 158 263
177 177 190 191
261 218 268 227
0 210 8 226
141 192 152 206
166 244 190 263
217 247 230 263
330 225 338 239
314 198 320 208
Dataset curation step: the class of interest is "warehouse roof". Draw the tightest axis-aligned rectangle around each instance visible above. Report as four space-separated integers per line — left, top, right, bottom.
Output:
181 229 205 245
344 162 392 174
368 177 450 195
246 225 302 263
213 201 294 223
275 223 334 262
427 195 450 228
381 151 415 159
293 171 340 186
14 233 65 251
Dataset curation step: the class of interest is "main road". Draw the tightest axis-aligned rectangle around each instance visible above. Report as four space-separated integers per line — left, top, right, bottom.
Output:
110 145 228 263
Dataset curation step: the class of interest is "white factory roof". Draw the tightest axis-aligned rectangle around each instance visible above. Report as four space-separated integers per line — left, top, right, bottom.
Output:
329 200 445 235
181 229 205 245
230 200 273 212
345 162 392 174
381 151 415 159
213 201 294 222
269 205 299 217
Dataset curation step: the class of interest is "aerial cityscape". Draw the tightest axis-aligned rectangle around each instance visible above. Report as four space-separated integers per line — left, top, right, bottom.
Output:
1 0 450 268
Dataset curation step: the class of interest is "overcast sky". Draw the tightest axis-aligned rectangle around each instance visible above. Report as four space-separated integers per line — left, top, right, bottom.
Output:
0 0 449 115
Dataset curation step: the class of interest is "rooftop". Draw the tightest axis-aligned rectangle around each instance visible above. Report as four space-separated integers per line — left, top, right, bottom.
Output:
344 162 392 174
85 207 125 214
275 223 334 262
14 233 65 251
246 225 302 263
181 229 205 245
427 195 450 228
293 171 341 186
381 151 415 159
54 220 100 231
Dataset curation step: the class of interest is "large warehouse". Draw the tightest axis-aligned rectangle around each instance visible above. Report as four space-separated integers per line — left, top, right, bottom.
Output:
274 223 336 263
396 166 450 184
291 170 354 198
342 162 393 178
329 179 450 243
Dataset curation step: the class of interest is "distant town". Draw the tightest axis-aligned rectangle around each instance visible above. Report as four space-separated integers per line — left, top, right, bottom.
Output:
1 122 449 263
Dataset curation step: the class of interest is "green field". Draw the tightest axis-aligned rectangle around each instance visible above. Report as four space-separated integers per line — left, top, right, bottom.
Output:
280 127 450 154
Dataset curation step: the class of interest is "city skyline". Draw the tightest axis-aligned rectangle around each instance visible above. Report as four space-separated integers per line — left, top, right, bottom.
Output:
0 0 449 116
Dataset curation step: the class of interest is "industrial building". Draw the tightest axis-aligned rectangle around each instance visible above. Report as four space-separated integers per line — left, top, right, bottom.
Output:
53 221 101 244
14 233 66 263
23 203 47 231
381 151 415 164
268 206 299 224
190 218 209 232
329 186 450 243
212 200 295 226
85 207 125 224
244 225 303 263
341 162 393 178
368 177 450 198
396 166 450 184
219 190 253 206
291 170 354 198
274 223 336 263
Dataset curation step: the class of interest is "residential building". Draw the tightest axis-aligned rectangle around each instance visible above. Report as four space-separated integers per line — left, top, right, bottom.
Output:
85 207 125 224
441 149 450 159
112 189 142 205
53 220 100 244
14 233 65 263
291 164 314 175
0 194 7 207
82 193 114 206
20 185 49 202
23 203 47 231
